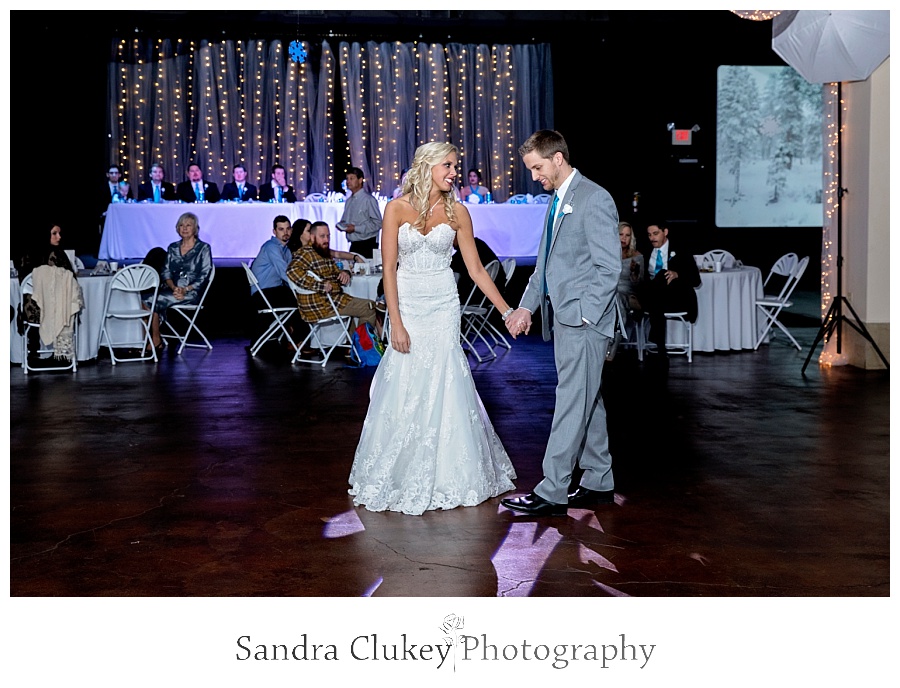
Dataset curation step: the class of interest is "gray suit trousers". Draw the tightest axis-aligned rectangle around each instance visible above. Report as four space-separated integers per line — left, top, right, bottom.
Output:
533 318 615 503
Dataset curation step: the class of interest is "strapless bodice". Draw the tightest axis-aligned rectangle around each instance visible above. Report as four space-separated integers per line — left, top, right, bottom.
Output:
397 222 454 272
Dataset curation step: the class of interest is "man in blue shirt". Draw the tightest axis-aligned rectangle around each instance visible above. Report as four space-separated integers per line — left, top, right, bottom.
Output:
249 215 302 348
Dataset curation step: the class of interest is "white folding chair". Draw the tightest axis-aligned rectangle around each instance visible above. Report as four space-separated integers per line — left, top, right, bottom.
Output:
19 271 80 374
763 252 799 297
460 260 500 363
640 312 693 362
700 249 736 270
161 264 215 354
242 262 299 357
473 257 516 352
506 194 529 204
72 255 85 271
532 194 552 204
288 271 354 367
754 255 809 351
305 192 327 202
98 263 159 365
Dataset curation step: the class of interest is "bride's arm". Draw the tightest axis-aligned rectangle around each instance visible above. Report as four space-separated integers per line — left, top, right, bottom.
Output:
381 201 410 353
454 204 511 316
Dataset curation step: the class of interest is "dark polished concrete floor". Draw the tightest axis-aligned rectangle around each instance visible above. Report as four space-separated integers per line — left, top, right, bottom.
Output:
9 305 889 597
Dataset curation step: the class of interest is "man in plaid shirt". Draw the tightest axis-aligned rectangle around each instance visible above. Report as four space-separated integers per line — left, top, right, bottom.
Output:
286 222 383 335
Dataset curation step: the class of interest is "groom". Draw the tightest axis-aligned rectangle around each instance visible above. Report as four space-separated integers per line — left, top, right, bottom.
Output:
501 130 620 516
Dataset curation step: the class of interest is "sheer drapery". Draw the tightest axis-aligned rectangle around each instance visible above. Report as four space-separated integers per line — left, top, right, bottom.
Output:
109 38 552 200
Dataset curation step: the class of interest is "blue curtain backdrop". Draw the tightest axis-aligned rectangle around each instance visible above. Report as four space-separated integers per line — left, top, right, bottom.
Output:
109 38 553 200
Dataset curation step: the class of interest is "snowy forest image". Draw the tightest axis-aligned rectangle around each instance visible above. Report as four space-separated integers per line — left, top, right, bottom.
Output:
716 65 823 227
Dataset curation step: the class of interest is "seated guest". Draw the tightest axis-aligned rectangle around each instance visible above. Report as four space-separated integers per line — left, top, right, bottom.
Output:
103 164 133 207
451 234 505 304
146 212 213 351
287 218 312 253
17 223 77 283
458 168 491 203
221 164 258 201
294 220 366 266
392 167 410 199
177 163 221 203
258 163 297 203
336 167 383 258
617 221 644 316
286 222 383 337
641 220 701 358
137 163 177 202
16 222 82 362
249 215 301 339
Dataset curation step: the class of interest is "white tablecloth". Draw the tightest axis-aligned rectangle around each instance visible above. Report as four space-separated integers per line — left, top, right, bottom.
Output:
99 201 547 261
693 266 765 352
10 274 142 363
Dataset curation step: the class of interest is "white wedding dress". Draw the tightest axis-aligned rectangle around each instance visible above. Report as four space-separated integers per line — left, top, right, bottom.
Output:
348 222 517 515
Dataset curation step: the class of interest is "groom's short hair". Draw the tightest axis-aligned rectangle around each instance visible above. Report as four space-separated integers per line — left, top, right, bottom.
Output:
519 129 570 164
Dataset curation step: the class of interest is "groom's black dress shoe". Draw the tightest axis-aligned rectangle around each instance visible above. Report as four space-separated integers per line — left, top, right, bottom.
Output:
501 492 567 517
567 486 615 508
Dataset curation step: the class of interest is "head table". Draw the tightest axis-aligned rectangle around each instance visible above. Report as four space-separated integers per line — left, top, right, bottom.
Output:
99 200 547 262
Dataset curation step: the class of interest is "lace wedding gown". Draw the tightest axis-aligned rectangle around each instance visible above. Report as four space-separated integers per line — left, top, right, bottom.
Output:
348 222 517 515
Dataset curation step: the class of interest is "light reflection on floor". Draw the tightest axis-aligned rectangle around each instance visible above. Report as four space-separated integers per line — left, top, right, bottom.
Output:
323 505 627 597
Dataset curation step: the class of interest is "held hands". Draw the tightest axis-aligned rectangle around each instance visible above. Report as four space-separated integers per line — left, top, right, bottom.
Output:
171 284 187 300
504 308 532 339
391 322 411 354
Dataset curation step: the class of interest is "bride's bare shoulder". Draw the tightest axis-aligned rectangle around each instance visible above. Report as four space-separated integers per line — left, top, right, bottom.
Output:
387 195 418 225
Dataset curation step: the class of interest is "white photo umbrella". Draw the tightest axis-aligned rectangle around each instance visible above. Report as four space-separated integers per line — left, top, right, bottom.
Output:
772 10 890 84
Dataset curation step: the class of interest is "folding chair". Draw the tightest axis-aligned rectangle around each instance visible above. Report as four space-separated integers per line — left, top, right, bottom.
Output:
700 249 736 270
640 312 693 362
460 260 500 363
98 263 159 365
763 253 799 296
532 194 552 204
754 255 809 351
473 257 516 352
288 271 354 367
19 271 80 374
242 262 299 357
161 264 216 354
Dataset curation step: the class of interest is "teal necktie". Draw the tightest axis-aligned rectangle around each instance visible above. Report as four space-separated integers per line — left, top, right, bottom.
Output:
543 194 559 295
154 185 160 203
195 182 202 201
655 249 663 277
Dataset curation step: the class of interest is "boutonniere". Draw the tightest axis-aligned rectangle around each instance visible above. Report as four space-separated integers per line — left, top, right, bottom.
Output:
562 203 574 215
670 251 677 258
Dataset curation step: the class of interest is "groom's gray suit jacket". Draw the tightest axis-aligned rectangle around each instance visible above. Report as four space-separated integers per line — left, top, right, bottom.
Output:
520 170 620 341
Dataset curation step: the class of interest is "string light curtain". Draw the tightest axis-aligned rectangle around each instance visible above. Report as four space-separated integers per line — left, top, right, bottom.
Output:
818 83 842 366
109 37 553 200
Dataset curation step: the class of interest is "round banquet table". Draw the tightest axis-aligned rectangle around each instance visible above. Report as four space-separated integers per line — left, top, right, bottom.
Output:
693 266 765 352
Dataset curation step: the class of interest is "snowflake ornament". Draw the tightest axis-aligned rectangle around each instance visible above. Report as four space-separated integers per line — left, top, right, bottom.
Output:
289 41 307 64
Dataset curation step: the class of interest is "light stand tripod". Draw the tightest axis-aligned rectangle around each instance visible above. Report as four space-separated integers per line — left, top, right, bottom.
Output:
801 84 889 374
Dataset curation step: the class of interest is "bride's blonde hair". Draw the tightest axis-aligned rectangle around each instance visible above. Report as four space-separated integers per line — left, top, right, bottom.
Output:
403 142 458 230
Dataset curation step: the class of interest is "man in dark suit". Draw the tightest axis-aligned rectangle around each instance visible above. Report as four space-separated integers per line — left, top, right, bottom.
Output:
221 164 258 201
137 164 177 202
258 163 297 203
641 221 701 356
102 164 133 206
176 163 221 203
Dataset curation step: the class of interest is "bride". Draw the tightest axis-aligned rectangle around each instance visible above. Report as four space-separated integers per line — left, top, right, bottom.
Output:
348 142 517 515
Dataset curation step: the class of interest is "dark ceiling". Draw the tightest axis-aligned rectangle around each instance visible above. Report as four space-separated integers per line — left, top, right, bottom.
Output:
33 9 740 43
